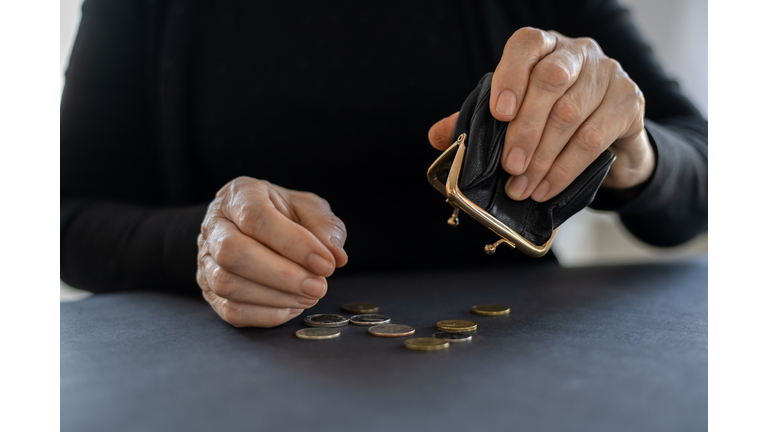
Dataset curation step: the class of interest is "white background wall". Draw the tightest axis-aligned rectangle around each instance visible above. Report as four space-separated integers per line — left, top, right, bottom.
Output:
553 0 708 266
60 0 707 299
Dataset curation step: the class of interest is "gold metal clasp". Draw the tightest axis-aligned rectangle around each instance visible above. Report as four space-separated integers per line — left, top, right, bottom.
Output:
426 133 557 258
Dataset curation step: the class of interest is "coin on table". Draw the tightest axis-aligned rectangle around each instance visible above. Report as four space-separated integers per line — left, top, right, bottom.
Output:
341 302 380 314
349 314 391 326
304 314 349 328
432 331 473 342
368 324 415 337
404 337 449 351
295 328 341 340
471 304 510 316
436 320 477 332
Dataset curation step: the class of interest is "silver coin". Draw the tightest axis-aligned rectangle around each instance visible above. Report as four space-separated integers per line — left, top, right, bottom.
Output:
304 314 349 328
368 324 415 337
296 328 341 340
432 331 473 342
349 314 391 326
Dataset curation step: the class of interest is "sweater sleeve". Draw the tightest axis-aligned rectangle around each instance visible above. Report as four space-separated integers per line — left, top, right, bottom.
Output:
61 0 206 295
550 0 708 246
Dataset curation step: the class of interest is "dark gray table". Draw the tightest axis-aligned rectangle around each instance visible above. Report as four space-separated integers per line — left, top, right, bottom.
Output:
61 259 707 432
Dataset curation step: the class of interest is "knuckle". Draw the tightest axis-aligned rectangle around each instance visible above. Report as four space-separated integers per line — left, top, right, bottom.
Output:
261 311 289 328
550 96 582 127
511 122 540 148
239 205 266 234
220 301 246 327
635 89 646 111
300 191 330 210
209 267 236 298
230 176 255 190
603 58 622 74
575 124 606 153
518 27 546 43
506 27 546 53
550 162 572 184
528 154 552 174
578 37 601 53
196 267 207 289
218 176 252 200
622 77 642 99
533 60 573 93
280 232 302 256
213 234 238 269
277 266 298 289
614 74 645 110
329 215 347 237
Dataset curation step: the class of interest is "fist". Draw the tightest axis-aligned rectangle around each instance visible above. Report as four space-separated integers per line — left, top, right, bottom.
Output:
196 177 348 327
429 27 655 201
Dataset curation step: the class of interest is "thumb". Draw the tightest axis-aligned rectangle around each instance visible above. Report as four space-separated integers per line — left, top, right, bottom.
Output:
427 112 459 150
291 192 349 269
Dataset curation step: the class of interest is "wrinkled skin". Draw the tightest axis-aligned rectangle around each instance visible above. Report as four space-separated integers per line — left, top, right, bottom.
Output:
197 177 347 328
428 27 655 201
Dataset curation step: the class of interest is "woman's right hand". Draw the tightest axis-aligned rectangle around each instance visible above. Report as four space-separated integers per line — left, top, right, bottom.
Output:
196 177 348 328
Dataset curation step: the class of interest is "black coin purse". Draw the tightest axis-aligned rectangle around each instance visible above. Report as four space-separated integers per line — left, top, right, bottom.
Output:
427 73 616 257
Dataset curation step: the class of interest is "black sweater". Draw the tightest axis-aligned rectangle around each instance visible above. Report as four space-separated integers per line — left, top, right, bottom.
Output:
61 0 708 295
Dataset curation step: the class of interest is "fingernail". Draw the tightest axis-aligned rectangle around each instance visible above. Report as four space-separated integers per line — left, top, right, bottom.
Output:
506 147 526 173
301 277 327 298
507 175 528 199
296 296 316 307
307 253 333 275
290 308 304 316
531 180 551 201
496 90 516 117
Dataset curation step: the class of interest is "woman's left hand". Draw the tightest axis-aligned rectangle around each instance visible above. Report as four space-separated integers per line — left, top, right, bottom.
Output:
428 27 655 201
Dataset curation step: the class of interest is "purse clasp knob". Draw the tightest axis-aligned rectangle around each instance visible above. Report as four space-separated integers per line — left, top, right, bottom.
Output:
484 238 515 255
447 207 460 227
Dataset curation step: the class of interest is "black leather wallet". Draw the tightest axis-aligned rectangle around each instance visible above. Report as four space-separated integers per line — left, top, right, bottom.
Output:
427 73 616 257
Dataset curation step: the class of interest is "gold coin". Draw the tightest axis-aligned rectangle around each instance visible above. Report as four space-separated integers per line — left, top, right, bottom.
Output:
404 337 449 351
341 302 379 314
471 304 510 316
435 320 477 332
295 328 341 340
368 324 415 337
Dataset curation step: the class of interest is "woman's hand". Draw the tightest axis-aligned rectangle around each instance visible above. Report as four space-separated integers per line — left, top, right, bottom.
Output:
196 177 348 328
428 27 655 201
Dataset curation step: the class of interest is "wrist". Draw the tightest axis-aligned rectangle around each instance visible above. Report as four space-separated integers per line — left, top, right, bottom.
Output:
602 128 656 190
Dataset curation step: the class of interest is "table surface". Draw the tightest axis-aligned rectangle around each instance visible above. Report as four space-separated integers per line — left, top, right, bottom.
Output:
61 259 707 432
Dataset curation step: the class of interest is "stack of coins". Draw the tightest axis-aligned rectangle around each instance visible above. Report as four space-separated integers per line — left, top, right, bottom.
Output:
349 314 391 326
435 319 478 332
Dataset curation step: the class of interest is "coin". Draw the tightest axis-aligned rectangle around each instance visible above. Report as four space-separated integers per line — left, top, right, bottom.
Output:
304 314 349 328
432 331 473 342
404 337 449 351
341 302 379 314
471 304 510 316
349 314 391 326
295 328 341 340
435 320 477 332
368 324 415 337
